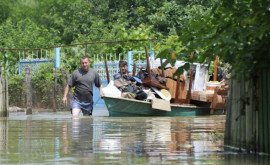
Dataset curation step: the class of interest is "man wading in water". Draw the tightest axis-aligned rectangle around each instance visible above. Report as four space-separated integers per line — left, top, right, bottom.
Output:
62 56 103 117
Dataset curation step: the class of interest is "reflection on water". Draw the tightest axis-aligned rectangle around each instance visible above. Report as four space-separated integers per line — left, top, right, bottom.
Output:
0 118 8 152
0 112 269 164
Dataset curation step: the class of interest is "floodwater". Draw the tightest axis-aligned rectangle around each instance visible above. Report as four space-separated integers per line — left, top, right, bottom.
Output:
0 108 269 165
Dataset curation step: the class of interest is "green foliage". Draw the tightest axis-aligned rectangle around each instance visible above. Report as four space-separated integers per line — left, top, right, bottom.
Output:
155 0 270 79
0 19 60 48
31 63 55 106
32 63 54 82
177 0 270 79
0 0 212 76
0 18 60 75
8 74 24 106
61 47 84 72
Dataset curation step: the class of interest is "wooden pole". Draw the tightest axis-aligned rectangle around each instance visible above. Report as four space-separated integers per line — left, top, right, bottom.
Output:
142 46 168 89
160 58 165 77
25 68 32 115
120 65 123 77
214 56 219 81
187 52 194 104
0 64 8 117
145 46 151 80
0 64 3 116
132 63 136 77
104 59 110 83
187 71 193 104
5 75 8 117
174 76 180 103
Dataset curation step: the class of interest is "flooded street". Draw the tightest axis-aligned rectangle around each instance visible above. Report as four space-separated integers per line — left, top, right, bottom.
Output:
0 109 269 164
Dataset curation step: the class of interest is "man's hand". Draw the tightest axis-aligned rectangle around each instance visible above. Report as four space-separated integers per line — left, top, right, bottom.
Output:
99 84 103 98
62 97 68 105
63 85 70 106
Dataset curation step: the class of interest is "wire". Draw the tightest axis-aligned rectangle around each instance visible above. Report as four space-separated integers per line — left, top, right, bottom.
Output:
0 39 157 51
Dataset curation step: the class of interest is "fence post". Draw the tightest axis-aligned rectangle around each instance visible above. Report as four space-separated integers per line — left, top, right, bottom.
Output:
5 76 8 117
0 64 2 116
127 51 133 73
52 68 57 112
0 64 8 117
62 69 66 110
0 64 3 116
54 47 60 68
25 68 32 115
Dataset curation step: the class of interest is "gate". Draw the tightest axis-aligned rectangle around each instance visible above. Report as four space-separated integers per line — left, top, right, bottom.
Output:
18 48 59 75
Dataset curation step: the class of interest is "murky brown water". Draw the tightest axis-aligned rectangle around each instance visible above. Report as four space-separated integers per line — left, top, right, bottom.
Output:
0 109 269 164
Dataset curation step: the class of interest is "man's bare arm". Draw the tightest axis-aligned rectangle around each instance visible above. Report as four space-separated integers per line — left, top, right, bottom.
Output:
99 84 103 98
62 85 70 105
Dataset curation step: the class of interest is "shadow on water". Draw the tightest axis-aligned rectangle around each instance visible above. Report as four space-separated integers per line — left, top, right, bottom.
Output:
0 111 269 164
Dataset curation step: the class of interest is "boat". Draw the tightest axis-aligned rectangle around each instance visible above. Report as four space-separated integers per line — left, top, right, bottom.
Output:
103 96 224 117
102 47 226 117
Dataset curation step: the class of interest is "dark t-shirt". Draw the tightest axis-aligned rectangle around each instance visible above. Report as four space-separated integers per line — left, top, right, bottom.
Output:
68 68 102 103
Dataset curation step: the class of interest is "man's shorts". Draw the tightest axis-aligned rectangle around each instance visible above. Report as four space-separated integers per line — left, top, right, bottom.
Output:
71 98 93 115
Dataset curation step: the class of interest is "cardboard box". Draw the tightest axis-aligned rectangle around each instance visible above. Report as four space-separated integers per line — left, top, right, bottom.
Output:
166 78 187 99
199 91 214 102
164 67 177 78
152 68 162 76
191 91 200 100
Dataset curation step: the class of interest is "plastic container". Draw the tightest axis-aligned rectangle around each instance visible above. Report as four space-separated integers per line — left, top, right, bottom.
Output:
205 81 220 92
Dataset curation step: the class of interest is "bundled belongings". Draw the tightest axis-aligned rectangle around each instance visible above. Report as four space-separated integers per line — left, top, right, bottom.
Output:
136 67 168 89
142 75 168 90
152 67 180 79
114 76 147 100
140 50 169 90
102 81 122 97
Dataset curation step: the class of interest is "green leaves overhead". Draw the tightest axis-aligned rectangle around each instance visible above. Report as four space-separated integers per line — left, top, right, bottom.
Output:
179 0 270 79
174 63 190 76
157 48 174 59
0 0 269 79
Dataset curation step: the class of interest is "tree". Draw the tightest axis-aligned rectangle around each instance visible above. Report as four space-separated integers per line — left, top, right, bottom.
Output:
0 18 60 74
158 0 270 79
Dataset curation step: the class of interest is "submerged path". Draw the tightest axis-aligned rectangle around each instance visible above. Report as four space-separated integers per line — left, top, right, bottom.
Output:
0 110 268 164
